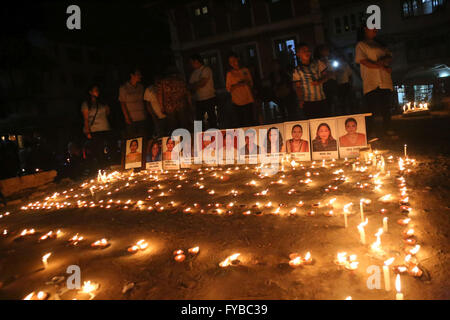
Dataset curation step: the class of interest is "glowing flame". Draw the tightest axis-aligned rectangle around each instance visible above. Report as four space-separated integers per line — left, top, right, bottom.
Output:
81 281 99 294
219 253 241 267
42 253 51 266
408 245 420 255
188 246 200 254
384 258 395 266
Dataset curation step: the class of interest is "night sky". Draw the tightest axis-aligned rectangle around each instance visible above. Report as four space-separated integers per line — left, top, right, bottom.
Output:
1 1 172 63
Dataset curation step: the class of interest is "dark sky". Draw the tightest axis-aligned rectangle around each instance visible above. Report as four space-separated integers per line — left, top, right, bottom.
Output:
1 1 171 49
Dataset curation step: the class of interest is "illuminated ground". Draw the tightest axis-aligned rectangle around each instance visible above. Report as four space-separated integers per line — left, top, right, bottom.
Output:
0 114 449 300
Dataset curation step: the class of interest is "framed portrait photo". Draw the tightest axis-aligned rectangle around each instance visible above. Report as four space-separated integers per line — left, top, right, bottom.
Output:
162 136 180 170
145 138 163 171
337 115 368 159
124 137 144 169
284 121 311 162
310 119 339 161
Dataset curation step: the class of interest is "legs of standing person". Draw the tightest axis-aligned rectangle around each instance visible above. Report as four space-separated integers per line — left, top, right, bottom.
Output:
378 89 392 133
365 89 382 137
232 103 252 128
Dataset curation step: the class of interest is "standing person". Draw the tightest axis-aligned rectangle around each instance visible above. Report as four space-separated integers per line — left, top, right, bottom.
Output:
270 60 296 121
119 68 150 138
355 26 394 137
189 54 218 129
315 45 338 116
144 76 167 138
81 84 113 169
293 43 328 119
336 61 354 115
157 66 192 134
226 52 255 127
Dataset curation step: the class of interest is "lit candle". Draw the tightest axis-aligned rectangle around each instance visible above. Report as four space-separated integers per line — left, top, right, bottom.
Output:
188 246 200 255
357 219 368 245
395 274 404 300
383 258 394 291
383 217 388 233
404 145 407 158
219 253 240 268
42 253 51 269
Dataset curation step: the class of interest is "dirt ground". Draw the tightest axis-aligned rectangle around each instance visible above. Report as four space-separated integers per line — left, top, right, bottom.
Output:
0 113 449 300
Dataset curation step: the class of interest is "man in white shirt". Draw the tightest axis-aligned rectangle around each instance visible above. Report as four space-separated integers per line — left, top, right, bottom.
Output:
189 54 218 129
355 26 395 137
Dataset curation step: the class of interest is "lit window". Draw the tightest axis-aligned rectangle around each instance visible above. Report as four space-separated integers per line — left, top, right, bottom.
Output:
202 6 208 14
195 8 201 16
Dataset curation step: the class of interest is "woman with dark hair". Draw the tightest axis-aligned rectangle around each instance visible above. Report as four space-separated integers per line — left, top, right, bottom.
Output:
81 84 112 169
226 52 255 127
339 118 366 147
146 140 162 162
126 139 141 163
355 24 394 137
163 137 179 160
286 124 309 153
264 127 285 154
312 123 337 152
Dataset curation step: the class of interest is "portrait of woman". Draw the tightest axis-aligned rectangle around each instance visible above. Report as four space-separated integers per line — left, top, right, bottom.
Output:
146 140 162 162
312 123 337 152
286 124 309 153
163 138 178 160
125 139 142 164
264 127 285 154
339 118 366 147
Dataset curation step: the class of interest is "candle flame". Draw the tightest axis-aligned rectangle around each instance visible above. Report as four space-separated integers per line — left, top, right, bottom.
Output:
219 253 240 267
384 258 395 266
42 253 51 265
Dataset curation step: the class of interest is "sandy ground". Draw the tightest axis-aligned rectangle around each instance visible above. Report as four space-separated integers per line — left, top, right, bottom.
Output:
0 113 449 300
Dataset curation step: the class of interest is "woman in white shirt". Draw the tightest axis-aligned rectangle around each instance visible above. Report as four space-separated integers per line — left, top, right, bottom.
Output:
81 84 112 169
355 26 394 137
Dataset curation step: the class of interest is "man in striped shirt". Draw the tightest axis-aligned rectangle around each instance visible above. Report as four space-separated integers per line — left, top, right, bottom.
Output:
293 43 329 119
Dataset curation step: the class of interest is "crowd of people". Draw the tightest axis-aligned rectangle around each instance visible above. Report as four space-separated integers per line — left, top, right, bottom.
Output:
1 25 396 182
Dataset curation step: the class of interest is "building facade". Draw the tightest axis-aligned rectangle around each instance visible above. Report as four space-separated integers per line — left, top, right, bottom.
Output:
320 0 450 108
166 0 325 89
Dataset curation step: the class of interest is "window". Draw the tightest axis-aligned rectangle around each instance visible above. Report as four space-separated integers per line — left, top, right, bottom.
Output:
402 0 446 17
194 5 209 16
273 37 297 68
414 84 433 102
192 3 214 38
395 85 406 105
